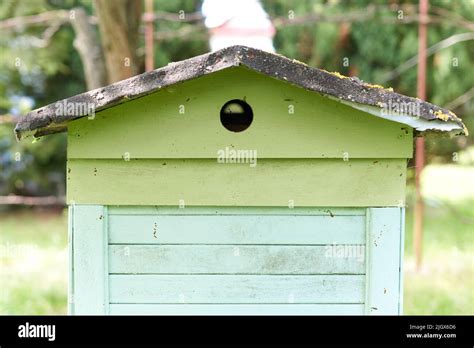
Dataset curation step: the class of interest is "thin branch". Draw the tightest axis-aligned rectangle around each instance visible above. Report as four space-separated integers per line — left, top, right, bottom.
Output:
0 114 17 124
31 21 62 48
154 24 207 41
430 6 474 30
1 5 473 43
272 4 474 31
273 5 376 27
0 10 69 30
0 195 65 206
444 87 474 110
0 10 97 30
381 32 474 83
146 11 204 23
149 5 474 41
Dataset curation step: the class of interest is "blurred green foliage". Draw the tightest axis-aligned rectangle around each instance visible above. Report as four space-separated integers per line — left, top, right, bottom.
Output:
0 0 473 196
0 0 207 196
263 0 474 161
0 0 86 196
152 0 208 66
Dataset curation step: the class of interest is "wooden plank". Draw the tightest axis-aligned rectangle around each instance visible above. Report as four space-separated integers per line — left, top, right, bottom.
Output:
109 304 365 315
109 245 366 274
67 205 74 315
67 159 407 206
68 68 412 159
109 275 365 304
108 206 365 216
108 214 365 245
72 205 109 314
365 207 403 315
399 207 406 314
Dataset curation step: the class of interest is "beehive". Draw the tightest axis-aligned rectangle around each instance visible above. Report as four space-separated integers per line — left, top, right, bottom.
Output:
15 46 466 315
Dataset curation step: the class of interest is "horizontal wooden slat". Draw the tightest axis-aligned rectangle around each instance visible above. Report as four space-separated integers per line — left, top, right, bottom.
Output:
67 159 407 206
108 206 365 216
109 245 365 274
108 214 365 245
109 304 364 315
68 67 412 159
109 275 365 304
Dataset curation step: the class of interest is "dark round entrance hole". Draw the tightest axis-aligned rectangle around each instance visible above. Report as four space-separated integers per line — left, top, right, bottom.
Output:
220 99 253 132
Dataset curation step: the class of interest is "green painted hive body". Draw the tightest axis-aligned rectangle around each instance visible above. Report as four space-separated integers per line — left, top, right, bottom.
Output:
16 46 466 315
67 67 411 315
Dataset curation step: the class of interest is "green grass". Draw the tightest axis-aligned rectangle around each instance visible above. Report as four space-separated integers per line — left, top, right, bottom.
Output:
403 199 474 314
403 164 474 315
0 164 472 314
0 210 68 315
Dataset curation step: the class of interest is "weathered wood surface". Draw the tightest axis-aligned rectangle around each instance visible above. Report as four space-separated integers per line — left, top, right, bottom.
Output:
109 245 365 274
69 205 404 315
108 213 365 244
68 68 413 159
107 206 365 215
72 205 109 314
16 46 464 140
365 207 403 315
109 274 365 304
67 158 407 206
109 304 365 315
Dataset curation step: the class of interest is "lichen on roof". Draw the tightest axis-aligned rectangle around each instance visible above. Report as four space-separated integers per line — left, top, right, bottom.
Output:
434 110 450 121
326 70 350 80
15 45 467 140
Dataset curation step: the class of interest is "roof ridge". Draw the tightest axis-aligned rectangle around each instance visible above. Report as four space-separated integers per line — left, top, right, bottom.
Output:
15 45 467 140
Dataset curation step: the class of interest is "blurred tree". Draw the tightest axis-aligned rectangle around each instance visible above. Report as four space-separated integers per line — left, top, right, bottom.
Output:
70 6 107 89
0 0 207 197
0 0 84 197
0 0 472 199
152 0 207 66
94 0 142 82
262 0 474 163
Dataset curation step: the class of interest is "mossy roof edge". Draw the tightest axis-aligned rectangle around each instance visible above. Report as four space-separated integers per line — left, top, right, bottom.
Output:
15 45 467 140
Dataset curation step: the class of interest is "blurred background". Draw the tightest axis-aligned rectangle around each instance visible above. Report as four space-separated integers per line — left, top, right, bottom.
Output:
0 0 473 315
